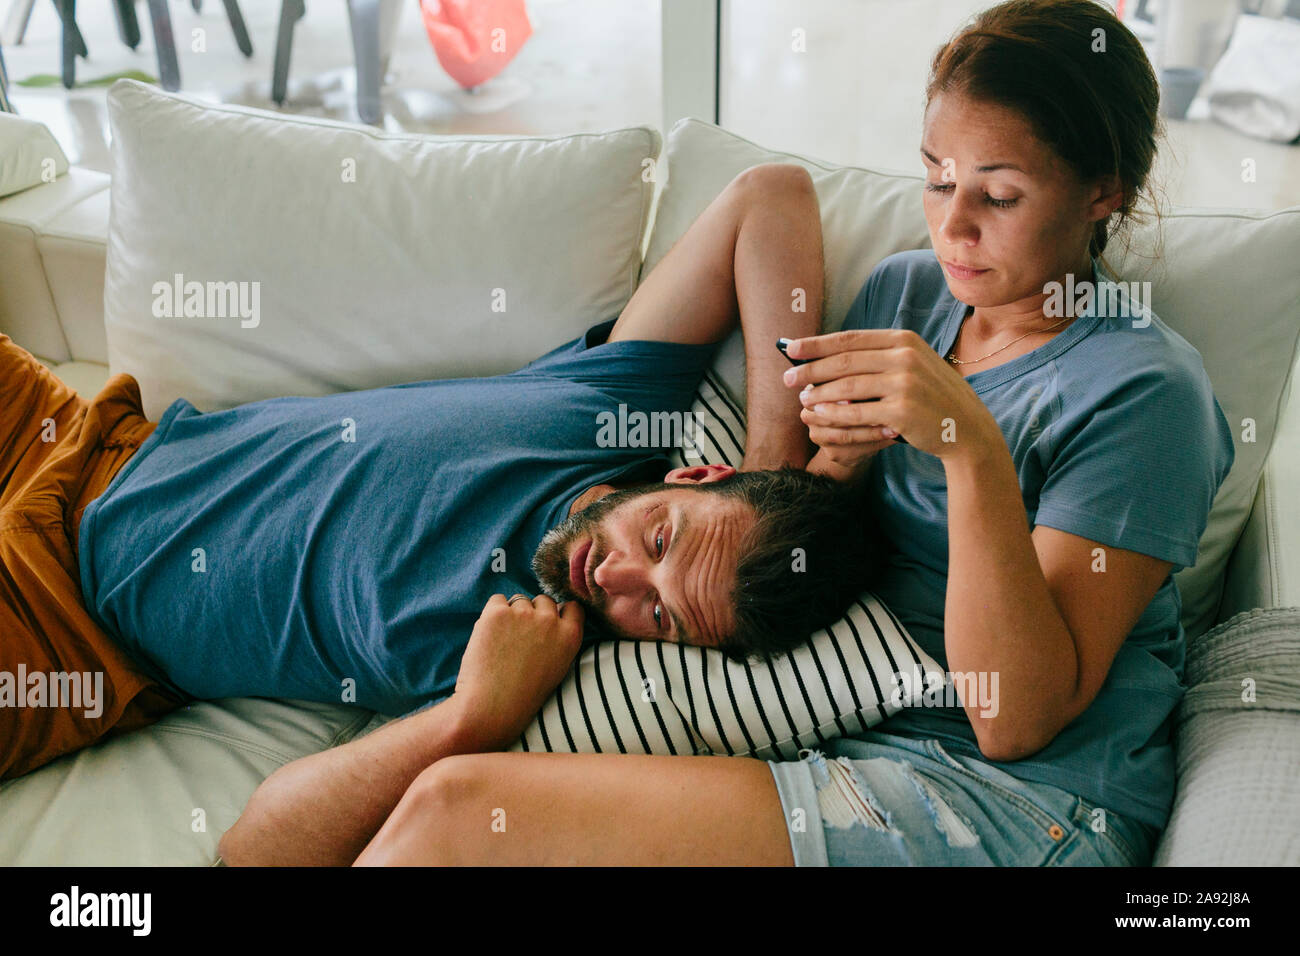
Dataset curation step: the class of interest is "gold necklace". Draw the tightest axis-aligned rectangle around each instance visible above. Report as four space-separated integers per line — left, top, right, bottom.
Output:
945 311 1073 366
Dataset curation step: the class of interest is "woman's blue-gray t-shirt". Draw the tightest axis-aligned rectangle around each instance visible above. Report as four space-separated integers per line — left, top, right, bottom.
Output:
844 249 1234 830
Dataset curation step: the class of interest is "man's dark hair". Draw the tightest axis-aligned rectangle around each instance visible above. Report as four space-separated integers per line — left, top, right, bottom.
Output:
684 466 887 661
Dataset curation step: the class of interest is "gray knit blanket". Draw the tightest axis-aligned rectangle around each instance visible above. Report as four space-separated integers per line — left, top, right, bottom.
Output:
1155 606 1300 866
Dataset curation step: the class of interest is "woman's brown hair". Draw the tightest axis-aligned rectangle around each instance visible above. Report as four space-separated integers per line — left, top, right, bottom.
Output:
927 0 1162 259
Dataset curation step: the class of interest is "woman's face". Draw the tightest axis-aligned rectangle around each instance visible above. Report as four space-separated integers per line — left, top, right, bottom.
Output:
920 90 1117 310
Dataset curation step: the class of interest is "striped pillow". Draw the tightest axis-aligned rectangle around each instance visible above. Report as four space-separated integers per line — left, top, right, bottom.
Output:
510 373 943 760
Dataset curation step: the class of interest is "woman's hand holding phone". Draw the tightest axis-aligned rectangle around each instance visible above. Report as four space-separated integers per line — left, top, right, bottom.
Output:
778 329 998 468
778 335 903 474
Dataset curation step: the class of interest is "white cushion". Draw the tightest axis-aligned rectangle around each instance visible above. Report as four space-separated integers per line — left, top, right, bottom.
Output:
0 113 69 199
103 80 662 419
0 698 376 865
645 118 1300 640
36 359 114 398
1202 13 1300 144
1111 208 1300 638
1219 353 1300 618
511 374 943 760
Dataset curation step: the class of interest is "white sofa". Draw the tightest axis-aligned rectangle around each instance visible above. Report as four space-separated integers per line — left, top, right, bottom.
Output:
1 81 1297 865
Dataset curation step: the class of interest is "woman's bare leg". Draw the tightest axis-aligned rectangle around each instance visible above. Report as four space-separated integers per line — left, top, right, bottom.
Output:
354 752 795 866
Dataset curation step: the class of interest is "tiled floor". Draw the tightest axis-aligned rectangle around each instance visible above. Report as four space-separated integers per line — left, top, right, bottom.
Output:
3 0 664 171
3 0 1298 211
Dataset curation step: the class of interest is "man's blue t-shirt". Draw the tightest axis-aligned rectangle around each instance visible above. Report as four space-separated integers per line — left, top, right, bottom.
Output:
842 250 1234 829
78 320 718 717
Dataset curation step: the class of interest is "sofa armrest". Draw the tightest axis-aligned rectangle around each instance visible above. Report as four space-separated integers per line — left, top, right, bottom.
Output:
1218 351 1300 622
1155 607 1300 866
0 168 110 365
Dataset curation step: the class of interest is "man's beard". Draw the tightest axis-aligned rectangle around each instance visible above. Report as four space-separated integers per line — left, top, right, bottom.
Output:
531 483 658 637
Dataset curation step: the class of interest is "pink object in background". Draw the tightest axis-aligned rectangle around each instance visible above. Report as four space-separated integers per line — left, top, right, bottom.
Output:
419 0 533 90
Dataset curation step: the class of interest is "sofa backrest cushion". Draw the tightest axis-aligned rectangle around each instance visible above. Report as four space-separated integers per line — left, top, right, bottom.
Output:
103 80 660 419
643 118 1300 640
1110 208 1300 640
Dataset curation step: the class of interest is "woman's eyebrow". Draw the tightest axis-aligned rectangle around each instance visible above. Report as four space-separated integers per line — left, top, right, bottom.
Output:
973 161 1027 173
919 148 1027 174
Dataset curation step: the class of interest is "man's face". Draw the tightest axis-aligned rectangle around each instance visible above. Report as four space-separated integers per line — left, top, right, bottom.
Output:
532 482 755 647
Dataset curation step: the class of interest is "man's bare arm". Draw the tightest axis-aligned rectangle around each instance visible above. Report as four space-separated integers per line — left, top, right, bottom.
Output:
806 446 873 480
217 697 474 866
608 163 825 469
217 596 583 866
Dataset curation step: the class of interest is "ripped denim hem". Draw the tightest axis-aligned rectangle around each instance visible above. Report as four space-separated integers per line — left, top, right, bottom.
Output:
767 756 830 867
769 748 988 866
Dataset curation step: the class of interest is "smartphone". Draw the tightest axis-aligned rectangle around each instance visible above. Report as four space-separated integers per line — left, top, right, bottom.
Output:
776 338 809 365
778 338 907 444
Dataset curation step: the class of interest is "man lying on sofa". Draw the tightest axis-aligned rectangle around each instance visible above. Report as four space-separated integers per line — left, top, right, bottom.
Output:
0 164 880 861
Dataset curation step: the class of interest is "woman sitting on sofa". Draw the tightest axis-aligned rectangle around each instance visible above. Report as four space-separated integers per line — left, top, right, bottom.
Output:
223 0 1235 867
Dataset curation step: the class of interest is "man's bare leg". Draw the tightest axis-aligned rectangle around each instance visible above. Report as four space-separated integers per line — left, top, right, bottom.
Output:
354 751 796 866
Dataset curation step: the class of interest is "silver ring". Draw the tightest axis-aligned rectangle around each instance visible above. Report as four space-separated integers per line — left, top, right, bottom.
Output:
508 594 531 606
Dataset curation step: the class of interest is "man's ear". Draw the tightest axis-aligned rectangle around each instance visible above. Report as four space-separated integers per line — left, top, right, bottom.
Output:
663 463 737 485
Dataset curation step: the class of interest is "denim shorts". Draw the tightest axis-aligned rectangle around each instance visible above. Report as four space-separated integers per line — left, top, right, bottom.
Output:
767 730 1160 866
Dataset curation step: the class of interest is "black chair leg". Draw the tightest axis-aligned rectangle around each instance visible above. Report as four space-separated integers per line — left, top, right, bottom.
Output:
349 0 382 124
272 0 305 106
222 0 253 58
56 0 75 88
51 0 87 59
112 0 141 49
146 0 180 91
0 40 14 113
